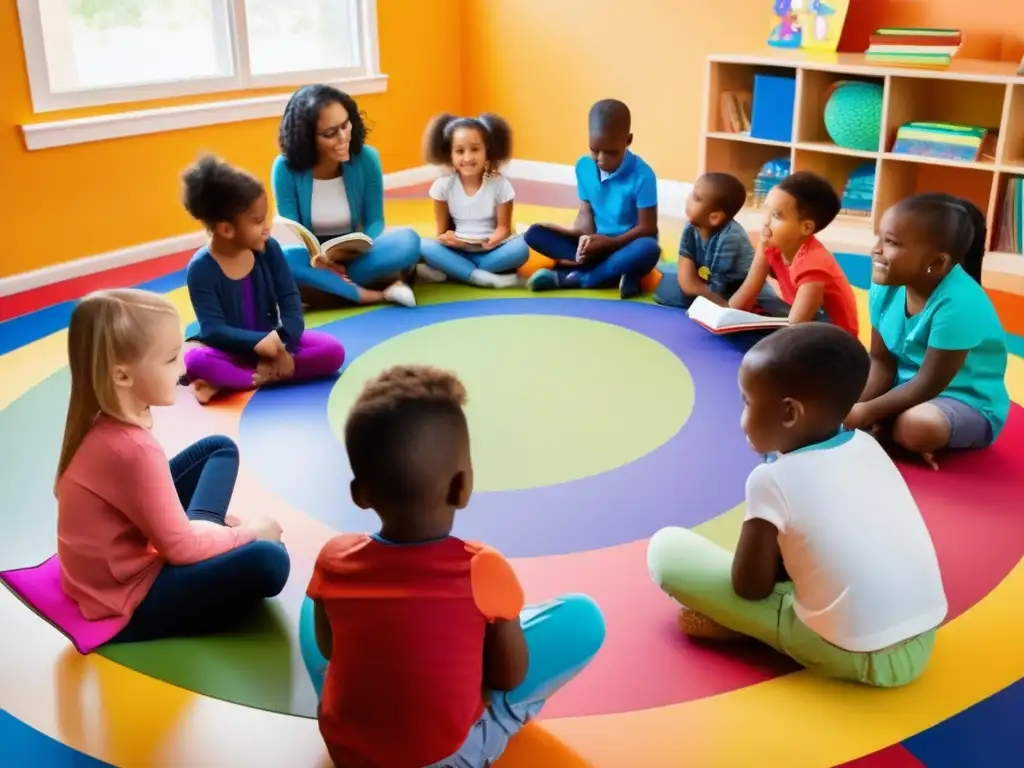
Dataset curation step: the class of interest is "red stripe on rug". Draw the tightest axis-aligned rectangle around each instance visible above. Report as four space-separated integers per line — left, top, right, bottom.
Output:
838 744 927 767
1 251 193 322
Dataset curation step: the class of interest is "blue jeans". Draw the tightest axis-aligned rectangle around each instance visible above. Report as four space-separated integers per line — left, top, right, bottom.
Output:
523 224 661 287
300 593 606 766
420 236 530 283
110 436 291 643
283 227 421 303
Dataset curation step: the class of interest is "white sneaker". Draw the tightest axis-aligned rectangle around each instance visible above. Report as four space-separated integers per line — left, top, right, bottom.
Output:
416 263 447 283
383 282 417 307
469 269 520 289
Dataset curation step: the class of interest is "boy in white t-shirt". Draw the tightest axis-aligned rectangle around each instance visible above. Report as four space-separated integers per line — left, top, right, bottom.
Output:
647 323 947 687
418 113 529 288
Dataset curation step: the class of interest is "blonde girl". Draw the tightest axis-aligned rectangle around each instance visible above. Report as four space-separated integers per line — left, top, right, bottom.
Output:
56 289 290 644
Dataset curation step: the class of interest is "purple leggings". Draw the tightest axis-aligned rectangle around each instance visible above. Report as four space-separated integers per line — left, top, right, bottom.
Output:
184 330 345 392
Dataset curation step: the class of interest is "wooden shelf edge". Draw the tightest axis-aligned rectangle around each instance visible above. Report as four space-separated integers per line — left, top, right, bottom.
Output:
881 152 996 172
705 131 790 148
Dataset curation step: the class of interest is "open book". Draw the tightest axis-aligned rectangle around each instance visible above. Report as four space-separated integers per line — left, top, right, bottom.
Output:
687 295 789 334
277 216 372 265
449 233 514 252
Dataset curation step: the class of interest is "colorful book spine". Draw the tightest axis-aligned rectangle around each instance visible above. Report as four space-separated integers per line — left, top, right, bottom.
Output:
865 27 960 68
892 122 986 162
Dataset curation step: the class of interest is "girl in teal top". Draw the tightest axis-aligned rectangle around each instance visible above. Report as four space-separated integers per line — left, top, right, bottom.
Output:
272 85 421 308
845 194 1010 468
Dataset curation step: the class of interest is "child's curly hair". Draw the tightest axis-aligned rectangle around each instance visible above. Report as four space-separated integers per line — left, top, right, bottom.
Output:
423 113 513 172
181 155 264 226
345 365 470 506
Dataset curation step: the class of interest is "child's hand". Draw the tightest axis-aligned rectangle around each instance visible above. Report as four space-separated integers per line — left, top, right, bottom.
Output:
254 331 284 359
843 402 875 432
439 230 460 247
245 516 283 542
271 350 296 381
579 234 613 258
482 232 507 250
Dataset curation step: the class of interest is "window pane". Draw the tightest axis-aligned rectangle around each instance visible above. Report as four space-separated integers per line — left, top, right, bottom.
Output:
56 0 230 91
244 0 361 76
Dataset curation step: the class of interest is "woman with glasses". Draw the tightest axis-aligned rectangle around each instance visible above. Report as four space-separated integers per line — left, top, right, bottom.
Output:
272 85 421 308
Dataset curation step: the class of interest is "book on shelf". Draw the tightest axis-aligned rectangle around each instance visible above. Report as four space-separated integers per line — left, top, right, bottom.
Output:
687 296 789 335
865 27 960 67
995 177 1023 254
891 122 990 163
276 216 372 265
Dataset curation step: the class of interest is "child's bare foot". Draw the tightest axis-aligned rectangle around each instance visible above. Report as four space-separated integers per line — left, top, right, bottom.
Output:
678 608 744 640
253 360 277 387
189 380 218 404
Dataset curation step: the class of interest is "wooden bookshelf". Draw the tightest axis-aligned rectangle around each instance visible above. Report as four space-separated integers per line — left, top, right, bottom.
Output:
700 50 1024 295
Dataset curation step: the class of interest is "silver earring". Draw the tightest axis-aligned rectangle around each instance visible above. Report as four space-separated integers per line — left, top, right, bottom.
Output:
927 266 932 274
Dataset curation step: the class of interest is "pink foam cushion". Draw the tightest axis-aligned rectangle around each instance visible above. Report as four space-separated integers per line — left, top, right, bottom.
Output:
0 554 128 654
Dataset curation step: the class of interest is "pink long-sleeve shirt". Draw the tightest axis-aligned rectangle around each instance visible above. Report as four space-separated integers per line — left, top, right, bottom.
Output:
57 416 254 621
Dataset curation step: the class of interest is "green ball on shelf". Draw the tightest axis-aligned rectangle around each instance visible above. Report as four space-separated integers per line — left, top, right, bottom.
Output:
823 81 883 152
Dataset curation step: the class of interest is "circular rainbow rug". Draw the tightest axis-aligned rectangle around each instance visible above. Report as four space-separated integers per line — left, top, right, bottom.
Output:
1 282 1022 767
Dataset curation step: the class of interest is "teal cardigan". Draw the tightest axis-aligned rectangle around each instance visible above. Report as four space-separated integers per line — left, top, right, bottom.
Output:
270 145 385 239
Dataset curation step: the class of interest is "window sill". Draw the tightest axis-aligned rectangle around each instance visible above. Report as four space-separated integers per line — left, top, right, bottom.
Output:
20 74 388 151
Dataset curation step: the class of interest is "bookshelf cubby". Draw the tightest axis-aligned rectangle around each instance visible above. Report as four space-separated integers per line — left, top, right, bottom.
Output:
700 50 1024 294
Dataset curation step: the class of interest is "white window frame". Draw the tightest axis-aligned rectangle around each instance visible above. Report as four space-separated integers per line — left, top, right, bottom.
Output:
16 0 383 114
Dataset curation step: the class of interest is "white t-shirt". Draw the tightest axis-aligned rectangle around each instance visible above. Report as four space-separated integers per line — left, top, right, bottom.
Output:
311 178 353 237
428 173 515 239
744 429 947 652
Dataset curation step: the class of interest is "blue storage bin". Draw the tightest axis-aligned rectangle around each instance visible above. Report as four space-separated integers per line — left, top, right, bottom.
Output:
751 74 796 143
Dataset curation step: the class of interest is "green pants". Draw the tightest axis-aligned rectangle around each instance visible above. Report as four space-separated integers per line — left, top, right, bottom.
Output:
646 527 936 687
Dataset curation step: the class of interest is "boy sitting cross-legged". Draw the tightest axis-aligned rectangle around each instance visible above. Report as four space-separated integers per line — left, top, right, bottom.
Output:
300 365 606 768
524 98 662 299
654 172 754 309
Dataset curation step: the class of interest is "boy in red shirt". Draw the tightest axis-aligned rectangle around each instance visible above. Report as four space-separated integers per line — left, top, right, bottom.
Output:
729 171 859 337
301 365 606 768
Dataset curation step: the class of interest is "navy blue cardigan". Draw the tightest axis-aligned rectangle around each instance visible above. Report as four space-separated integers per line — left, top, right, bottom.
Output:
185 237 304 354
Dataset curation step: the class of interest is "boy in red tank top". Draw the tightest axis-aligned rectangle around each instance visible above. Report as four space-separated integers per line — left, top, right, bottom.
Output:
301 365 606 768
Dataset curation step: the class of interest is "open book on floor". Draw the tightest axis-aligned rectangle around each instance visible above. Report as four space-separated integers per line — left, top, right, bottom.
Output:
687 295 790 334
276 216 372 264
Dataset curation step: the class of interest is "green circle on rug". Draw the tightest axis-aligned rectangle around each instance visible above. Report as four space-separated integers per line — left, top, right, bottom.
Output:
327 315 694 490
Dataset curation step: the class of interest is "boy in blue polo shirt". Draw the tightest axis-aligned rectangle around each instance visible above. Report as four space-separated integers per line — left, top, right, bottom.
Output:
523 99 661 299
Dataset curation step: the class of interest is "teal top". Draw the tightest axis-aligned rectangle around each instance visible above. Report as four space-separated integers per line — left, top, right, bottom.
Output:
270 145 386 239
869 264 1010 437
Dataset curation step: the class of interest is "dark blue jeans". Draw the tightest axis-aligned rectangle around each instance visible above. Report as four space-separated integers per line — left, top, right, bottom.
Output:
523 225 661 287
111 435 291 643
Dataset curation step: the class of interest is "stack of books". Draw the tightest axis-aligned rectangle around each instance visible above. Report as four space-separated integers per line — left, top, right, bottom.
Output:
866 28 961 67
995 178 1023 255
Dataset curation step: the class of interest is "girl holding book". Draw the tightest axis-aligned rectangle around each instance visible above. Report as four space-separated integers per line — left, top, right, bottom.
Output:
418 113 529 288
272 85 421 308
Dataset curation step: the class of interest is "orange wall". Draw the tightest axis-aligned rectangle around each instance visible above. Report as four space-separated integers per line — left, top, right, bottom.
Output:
0 0 463 278
462 0 1024 185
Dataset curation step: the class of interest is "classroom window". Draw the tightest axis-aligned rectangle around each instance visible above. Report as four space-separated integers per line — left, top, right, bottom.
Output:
17 0 380 113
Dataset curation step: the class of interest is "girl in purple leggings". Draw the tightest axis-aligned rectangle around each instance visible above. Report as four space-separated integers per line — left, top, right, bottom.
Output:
180 155 345 404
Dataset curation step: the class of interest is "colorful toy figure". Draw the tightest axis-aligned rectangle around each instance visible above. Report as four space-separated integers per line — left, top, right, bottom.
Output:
769 0 803 48
769 0 844 51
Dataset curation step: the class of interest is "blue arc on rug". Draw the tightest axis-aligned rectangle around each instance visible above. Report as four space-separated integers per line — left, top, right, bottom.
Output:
239 298 760 557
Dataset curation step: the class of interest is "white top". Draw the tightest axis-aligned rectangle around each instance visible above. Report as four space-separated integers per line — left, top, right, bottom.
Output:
311 178 353 237
744 430 947 653
428 173 515 239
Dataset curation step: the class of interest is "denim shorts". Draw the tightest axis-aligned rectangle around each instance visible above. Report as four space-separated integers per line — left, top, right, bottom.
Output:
930 396 994 449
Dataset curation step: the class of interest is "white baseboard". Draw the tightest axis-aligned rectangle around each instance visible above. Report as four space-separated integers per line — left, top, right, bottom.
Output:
0 232 209 299
0 166 443 299
5 162 1022 299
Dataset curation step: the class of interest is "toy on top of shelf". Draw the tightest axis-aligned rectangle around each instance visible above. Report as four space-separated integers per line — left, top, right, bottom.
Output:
753 157 791 207
823 81 883 151
840 162 876 217
891 122 994 163
767 0 851 53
